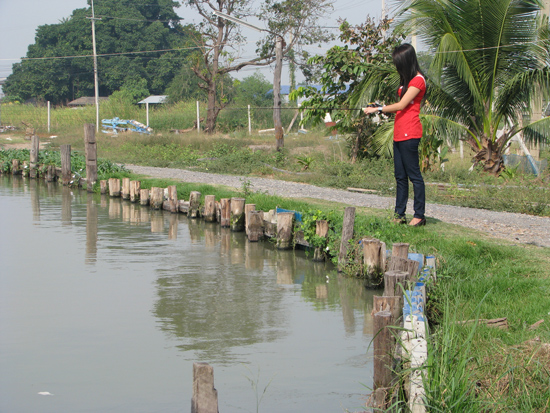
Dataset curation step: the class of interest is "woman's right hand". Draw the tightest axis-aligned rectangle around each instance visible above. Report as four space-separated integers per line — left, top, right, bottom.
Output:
362 107 379 115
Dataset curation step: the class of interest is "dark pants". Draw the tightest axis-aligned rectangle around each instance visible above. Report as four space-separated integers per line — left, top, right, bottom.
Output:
393 139 425 219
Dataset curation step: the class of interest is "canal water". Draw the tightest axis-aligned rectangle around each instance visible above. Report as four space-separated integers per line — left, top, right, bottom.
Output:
0 176 377 413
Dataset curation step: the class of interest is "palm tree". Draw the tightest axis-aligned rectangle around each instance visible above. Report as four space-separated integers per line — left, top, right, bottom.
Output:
353 0 550 174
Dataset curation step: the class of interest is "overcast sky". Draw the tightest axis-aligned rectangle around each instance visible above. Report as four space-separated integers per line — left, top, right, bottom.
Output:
0 0 387 89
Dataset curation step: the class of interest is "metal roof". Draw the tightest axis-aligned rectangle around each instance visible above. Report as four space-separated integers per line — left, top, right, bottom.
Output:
138 95 167 104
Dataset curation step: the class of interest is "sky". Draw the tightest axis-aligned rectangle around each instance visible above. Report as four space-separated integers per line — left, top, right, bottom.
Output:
0 0 388 92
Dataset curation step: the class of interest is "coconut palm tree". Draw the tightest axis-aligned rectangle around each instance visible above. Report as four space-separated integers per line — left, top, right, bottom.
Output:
353 0 550 174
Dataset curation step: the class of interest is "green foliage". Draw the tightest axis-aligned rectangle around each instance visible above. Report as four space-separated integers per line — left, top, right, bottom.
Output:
296 155 314 170
392 0 550 174
419 134 449 172
232 73 273 108
300 209 337 251
292 17 405 161
3 0 193 104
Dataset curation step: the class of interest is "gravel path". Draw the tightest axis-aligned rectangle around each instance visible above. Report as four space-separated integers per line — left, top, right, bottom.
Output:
126 164 550 248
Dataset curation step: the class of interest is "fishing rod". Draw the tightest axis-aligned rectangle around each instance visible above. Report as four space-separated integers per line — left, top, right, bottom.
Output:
207 103 381 111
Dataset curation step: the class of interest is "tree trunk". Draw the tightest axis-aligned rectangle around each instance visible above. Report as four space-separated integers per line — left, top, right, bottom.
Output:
205 85 220 134
470 136 505 175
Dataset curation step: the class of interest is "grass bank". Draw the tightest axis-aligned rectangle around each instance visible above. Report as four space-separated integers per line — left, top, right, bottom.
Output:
23 126 549 217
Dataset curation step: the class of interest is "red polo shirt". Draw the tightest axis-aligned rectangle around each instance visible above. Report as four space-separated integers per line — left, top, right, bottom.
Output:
393 75 426 142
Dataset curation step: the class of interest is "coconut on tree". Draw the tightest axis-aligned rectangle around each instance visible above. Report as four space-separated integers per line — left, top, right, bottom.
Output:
354 0 550 174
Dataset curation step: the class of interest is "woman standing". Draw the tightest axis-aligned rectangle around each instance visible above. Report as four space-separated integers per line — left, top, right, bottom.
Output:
363 43 426 226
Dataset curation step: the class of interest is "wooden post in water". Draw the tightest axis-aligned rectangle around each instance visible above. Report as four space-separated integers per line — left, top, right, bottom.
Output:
140 189 150 206
220 198 230 228
150 187 164 210
373 310 394 392
247 210 264 242
338 207 356 272
130 180 141 202
384 270 408 297
230 197 246 232
11 159 21 175
108 178 121 197
188 191 201 218
30 135 40 178
100 180 108 194
121 178 131 200
168 185 178 213
373 296 402 323
276 212 294 249
191 362 218 413
313 220 329 262
363 238 382 284
84 124 98 191
244 204 255 235
60 144 71 185
204 195 216 222
46 165 56 182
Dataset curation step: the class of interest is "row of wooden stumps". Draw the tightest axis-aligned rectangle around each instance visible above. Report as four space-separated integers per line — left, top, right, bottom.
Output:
368 245 435 412
99 177 306 250
4 124 98 190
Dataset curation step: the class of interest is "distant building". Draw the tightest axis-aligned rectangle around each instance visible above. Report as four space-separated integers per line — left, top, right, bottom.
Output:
68 97 108 107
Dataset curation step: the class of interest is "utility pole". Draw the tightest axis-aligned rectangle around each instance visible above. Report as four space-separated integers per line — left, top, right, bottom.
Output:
87 0 101 132
274 36 284 151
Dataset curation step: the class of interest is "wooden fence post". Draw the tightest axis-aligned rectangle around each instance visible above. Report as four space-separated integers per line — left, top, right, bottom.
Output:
363 238 382 280
121 177 131 200
247 210 264 242
338 207 355 272
373 310 395 391
313 220 329 262
46 165 56 182
392 243 409 259
140 188 150 206
30 135 40 178
220 198 230 228
130 180 141 202
276 212 294 249
11 159 20 175
108 178 121 197
191 362 218 413
100 180 108 194
84 123 97 191
230 197 246 232
189 191 201 218
168 185 178 213
204 195 216 222
60 144 71 185
150 187 164 210
245 204 256 235
384 270 409 297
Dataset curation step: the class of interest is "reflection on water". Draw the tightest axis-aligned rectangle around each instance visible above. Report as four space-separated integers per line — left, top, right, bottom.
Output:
0 175 378 413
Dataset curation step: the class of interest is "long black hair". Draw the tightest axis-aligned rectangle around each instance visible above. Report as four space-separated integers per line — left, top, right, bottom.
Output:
392 43 425 98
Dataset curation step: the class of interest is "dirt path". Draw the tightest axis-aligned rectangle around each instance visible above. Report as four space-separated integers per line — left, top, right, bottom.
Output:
126 164 550 248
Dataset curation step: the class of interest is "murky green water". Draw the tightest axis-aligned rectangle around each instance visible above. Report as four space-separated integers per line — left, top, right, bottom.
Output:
0 175 377 413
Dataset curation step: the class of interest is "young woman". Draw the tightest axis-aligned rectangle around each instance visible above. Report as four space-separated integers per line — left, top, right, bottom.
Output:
363 43 426 226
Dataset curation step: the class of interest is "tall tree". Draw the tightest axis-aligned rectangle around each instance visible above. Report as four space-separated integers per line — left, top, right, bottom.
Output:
354 0 550 174
3 0 194 104
180 0 333 134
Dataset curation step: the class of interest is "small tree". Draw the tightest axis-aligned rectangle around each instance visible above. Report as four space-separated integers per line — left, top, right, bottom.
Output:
291 17 404 162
